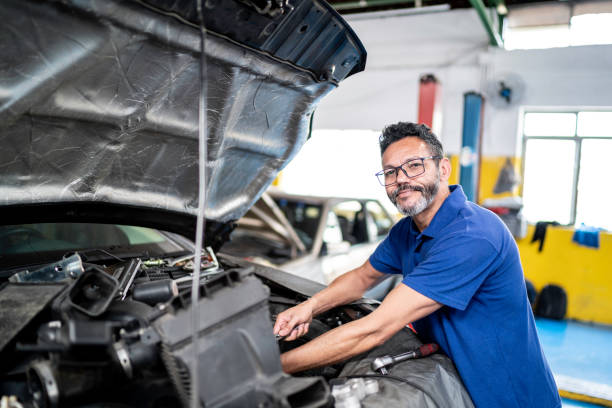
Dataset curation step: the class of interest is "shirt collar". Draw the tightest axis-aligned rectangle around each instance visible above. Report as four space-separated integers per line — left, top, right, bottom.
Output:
417 185 467 239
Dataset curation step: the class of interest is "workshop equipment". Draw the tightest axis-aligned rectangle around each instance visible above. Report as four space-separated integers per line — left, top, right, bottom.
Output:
371 343 439 375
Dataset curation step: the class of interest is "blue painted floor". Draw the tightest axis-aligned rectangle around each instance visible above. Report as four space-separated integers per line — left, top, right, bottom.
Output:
562 399 603 407
536 318 612 408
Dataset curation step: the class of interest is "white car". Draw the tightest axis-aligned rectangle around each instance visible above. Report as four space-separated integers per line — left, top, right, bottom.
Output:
224 190 401 299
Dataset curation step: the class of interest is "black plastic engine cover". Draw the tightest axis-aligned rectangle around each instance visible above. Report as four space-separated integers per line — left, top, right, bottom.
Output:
0 283 65 353
154 272 330 408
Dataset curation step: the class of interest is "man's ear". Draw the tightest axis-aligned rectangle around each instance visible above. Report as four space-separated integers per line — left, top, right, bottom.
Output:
439 157 451 182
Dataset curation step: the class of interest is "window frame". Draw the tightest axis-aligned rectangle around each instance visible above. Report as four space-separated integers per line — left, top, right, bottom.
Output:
521 109 612 226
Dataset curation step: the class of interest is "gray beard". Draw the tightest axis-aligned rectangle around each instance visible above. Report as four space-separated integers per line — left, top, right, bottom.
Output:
389 177 440 217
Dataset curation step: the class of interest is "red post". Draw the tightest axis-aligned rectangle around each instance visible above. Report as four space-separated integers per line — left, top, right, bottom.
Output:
418 74 442 134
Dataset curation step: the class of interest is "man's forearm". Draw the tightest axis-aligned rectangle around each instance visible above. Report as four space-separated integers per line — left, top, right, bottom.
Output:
279 282 442 374
281 315 385 373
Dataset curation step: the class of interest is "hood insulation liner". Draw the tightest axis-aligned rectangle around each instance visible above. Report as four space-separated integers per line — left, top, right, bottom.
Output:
0 0 365 233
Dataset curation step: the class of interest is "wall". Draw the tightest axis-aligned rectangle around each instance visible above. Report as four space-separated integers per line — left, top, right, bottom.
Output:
481 45 612 325
314 9 612 201
280 8 487 209
479 45 612 201
314 8 489 154
518 225 612 324
337 10 612 153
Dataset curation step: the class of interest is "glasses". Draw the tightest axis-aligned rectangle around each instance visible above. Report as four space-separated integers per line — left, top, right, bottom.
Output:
375 156 441 186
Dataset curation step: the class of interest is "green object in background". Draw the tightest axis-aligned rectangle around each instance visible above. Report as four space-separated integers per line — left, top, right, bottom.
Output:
467 0 504 46
116 225 166 245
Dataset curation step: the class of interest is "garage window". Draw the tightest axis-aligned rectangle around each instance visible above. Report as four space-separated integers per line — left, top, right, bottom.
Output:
522 111 612 230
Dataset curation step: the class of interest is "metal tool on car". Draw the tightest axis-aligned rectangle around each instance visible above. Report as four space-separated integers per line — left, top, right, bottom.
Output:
371 343 439 375
274 325 303 342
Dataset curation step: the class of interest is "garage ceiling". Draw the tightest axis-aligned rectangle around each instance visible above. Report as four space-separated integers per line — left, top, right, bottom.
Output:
328 0 552 14
329 0 517 46
328 0 575 47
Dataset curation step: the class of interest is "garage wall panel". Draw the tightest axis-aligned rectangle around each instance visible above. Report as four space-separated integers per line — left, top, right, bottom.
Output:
313 8 488 157
482 44 612 158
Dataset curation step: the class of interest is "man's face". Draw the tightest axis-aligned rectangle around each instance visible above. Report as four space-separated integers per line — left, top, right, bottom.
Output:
381 137 440 217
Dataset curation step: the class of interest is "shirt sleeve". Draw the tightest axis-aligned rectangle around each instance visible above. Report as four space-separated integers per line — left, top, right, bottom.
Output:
368 220 405 275
402 233 499 311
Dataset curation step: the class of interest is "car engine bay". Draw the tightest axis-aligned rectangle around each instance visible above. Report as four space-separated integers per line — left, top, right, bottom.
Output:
0 248 473 408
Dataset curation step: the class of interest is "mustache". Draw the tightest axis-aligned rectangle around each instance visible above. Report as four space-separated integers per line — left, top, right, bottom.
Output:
391 183 424 200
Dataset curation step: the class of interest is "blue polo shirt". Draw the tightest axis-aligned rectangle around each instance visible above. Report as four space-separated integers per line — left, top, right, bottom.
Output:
369 185 560 408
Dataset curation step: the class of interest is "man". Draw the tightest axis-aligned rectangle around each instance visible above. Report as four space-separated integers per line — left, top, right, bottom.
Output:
273 122 560 407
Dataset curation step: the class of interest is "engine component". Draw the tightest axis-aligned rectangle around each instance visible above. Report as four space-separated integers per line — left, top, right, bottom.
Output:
154 269 331 407
0 396 24 408
337 329 474 407
108 258 142 301
112 327 162 379
332 378 379 408
170 247 219 272
67 267 119 317
113 341 134 379
8 254 84 283
27 361 59 408
65 320 114 346
332 385 358 407
14 307 164 407
0 283 65 353
24 356 125 408
132 280 178 306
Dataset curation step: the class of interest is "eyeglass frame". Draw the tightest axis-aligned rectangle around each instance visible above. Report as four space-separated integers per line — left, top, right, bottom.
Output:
375 156 442 186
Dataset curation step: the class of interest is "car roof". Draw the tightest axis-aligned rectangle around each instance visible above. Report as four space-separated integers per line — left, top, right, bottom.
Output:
266 189 381 207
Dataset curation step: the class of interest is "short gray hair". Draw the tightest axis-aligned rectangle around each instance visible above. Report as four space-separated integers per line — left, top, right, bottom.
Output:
379 122 444 159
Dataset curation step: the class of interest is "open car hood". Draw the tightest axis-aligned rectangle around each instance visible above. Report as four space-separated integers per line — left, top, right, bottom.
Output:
0 0 365 241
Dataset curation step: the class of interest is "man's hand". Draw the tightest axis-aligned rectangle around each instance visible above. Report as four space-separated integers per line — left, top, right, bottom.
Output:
272 261 386 342
273 300 315 341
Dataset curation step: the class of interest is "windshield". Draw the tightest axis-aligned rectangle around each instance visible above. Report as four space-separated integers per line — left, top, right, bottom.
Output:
0 223 188 269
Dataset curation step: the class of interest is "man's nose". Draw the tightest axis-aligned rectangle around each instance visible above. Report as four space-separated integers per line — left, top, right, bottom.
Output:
395 167 410 184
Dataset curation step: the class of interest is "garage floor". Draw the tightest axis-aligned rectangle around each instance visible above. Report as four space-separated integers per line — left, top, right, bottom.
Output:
563 400 605 407
536 318 612 407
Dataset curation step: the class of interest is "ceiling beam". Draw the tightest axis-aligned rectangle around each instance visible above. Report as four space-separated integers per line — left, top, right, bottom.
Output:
467 0 504 47
331 0 506 47
332 0 414 11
